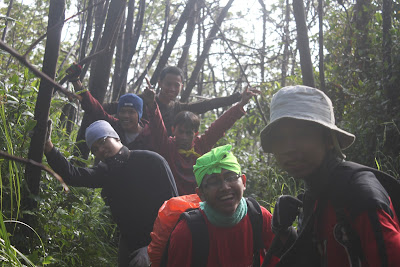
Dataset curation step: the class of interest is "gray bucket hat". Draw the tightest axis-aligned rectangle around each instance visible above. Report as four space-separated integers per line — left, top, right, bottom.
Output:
260 85 355 153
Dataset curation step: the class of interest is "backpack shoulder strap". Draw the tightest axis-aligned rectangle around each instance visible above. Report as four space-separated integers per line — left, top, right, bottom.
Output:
159 208 208 267
183 209 209 267
246 197 264 267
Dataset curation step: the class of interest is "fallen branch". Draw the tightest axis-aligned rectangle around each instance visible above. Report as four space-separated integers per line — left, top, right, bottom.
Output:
0 151 69 192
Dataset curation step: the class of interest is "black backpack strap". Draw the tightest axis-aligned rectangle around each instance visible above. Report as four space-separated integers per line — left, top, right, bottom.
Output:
184 209 209 267
159 208 207 267
246 197 264 267
332 206 364 267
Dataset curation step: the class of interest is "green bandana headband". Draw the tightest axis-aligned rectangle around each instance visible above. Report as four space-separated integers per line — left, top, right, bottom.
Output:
193 144 241 186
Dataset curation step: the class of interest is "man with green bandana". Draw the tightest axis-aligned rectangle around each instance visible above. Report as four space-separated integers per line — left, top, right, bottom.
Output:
165 144 279 267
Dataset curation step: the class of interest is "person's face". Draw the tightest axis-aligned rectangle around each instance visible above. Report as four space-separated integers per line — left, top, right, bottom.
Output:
158 74 183 102
90 137 123 161
117 107 139 132
196 169 246 216
172 124 196 150
269 118 332 179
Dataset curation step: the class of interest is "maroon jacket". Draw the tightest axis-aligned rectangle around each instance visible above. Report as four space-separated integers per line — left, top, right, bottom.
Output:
147 102 245 195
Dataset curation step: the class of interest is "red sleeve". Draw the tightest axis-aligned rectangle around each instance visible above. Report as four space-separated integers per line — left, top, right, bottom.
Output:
80 91 119 124
147 103 172 155
196 104 245 152
352 203 400 267
167 220 193 267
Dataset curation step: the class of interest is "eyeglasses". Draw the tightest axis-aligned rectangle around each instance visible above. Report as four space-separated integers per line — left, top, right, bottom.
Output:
91 136 108 154
202 172 241 189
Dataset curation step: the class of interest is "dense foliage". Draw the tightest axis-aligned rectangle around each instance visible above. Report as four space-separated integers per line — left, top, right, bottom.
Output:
0 0 399 265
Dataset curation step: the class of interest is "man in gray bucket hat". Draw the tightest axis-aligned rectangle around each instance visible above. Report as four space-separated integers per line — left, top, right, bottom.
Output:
260 85 400 267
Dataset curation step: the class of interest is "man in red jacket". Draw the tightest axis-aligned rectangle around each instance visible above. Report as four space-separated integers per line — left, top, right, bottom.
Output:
260 85 400 266
166 145 279 267
142 86 260 195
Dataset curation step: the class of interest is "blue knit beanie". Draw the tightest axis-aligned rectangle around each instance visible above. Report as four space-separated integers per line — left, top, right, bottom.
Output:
85 120 120 150
117 93 143 120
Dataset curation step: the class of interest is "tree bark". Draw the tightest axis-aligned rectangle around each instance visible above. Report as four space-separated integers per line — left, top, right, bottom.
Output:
382 0 394 105
113 0 145 99
181 0 235 102
177 1 198 70
292 0 315 87
25 0 65 197
150 0 197 85
318 0 325 91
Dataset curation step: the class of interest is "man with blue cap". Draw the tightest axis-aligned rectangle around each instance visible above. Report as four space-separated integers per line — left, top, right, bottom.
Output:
65 63 151 154
44 120 178 267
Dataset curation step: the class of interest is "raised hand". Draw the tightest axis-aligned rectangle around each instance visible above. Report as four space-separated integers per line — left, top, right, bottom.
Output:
142 76 156 108
238 86 261 108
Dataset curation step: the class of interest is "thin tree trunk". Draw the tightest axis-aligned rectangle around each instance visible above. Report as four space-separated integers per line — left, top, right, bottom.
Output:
2 0 14 41
112 10 126 101
382 0 394 105
177 1 198 70
89 0 126 103
150 0 197 85
281 0 290 87
181 0 235 102
318 0 325 91
258 0 267 83
25 0 65 198
292 0 315 87
113 0 145 99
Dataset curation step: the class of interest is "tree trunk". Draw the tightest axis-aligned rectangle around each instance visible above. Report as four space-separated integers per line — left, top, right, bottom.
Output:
382 0 394 105
292 0 315 87
113 0 145 99
75 0 125 160
353 0 372 78
181 0 235 102
25 0 65 198
258 0 267 83
177 1 198 70
89 0 126 103
318 0 325 91
150 0 197 85
112 11 126 101
281 0 290 87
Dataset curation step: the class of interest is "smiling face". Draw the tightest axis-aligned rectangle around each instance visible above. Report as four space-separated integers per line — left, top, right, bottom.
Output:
269 118 332 179
196 169 246 216
90 137 123 161
117 106 139 133
158 73 183 103
172 124 196 150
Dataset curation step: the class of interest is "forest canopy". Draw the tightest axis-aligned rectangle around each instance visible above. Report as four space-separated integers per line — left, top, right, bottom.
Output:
0 0 399 265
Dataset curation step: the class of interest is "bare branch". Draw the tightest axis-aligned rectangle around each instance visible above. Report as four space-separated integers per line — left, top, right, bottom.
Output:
0 40 79 100
0 151 69 192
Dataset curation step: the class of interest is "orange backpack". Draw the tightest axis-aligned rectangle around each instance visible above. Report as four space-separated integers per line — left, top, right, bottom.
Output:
148 194 201 267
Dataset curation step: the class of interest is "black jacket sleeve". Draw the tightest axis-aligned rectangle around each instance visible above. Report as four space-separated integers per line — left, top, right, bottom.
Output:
45 147 107 188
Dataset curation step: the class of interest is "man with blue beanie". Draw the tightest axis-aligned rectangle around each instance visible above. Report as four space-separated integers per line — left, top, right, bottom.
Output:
44 120 178 267
67 68 152 153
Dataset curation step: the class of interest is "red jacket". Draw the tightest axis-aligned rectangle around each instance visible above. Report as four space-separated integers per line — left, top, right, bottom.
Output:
147 103 246 195
279 163 400 267
167 206 278 267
